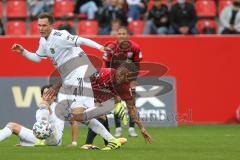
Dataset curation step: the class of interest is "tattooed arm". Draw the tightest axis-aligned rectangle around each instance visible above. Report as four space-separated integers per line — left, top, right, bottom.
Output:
126 98 152 143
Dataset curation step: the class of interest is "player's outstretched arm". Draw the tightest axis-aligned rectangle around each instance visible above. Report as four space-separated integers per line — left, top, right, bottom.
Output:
126 99 152 144
77 37 111 52
61 32 110 53
11 43 42 63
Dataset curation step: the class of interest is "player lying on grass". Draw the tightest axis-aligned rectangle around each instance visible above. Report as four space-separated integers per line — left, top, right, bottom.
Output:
0 85 64 146
65 66 152 149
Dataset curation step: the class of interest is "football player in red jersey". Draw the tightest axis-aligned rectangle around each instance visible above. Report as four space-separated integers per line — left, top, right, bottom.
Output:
103 26 142 74
90 67 152 145
68 66 152 149
79 27 145 149
103 26 143 137
70 66 152 149
81 66 152 150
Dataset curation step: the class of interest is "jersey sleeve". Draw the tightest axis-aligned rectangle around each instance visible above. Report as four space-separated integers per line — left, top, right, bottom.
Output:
102 41 117 62
132 42 142 62
36 38 47 59
58 30 103 50
117 83 134 101
103 51 111 62
35 108 49 121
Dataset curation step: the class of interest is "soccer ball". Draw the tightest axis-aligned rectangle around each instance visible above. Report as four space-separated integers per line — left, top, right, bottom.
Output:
32 120 52 139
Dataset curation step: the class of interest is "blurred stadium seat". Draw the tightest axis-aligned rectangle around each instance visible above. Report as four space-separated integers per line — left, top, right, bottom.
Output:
6 0 27 18
54 0 74 18
147 0 155 12
197 19 217 34
30 20 39 36
54 20 75 28
218 0 233 14
147 0 168 11
128 20 144 35
7 20 27 35
78 20 98 35
196 0 217 17
75 14 87 19
0 1 3 18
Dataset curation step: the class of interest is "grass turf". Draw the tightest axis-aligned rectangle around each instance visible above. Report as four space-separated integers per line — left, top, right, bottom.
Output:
0 125 240 160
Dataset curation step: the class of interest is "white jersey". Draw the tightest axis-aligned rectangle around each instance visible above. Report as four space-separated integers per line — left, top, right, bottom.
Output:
22 29 102 82
36 102 64 145
23 29 99 113
35 29 102 68
18 102 65 146
45 102 64 145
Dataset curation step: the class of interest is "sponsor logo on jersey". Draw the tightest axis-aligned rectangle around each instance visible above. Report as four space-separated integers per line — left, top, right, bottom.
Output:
50 48 55 55
127 52 133 58
53 31 63 36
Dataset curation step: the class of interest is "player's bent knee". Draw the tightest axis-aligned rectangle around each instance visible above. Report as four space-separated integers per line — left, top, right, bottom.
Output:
6 122 15 129
6 122 21 133
72 107 86 122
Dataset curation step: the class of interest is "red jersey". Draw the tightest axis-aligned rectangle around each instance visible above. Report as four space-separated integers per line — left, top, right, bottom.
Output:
103 40 143 69
90 68 133 103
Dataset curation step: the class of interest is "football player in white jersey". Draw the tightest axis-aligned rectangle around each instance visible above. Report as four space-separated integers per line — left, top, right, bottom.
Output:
11 13 122 150
0 85 64 146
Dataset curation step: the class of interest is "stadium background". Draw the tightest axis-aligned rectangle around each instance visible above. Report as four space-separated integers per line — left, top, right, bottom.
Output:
0 0 240 127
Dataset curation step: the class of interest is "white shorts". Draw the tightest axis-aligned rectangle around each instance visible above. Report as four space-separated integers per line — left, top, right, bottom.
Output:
57 93 94 109
58 65 95 110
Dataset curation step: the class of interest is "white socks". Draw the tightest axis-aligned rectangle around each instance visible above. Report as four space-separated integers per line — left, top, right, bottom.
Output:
18 126 38 144
0 127 12 142
87 118 115 142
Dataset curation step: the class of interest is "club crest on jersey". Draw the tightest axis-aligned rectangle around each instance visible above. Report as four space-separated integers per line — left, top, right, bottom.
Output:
127 52 133 58
50 48 55 55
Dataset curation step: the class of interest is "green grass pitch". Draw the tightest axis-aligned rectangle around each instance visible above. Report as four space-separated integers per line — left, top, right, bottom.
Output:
0 125 240 160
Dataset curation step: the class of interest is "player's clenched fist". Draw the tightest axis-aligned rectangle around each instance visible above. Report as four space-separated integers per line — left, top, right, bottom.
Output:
11 43 24 54
99 46 112 53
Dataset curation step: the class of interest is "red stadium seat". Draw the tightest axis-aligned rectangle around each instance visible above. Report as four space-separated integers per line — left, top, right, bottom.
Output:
6 0 27 18
0 1 3 18
54 0 74 18
78 20 98 35
30 20 40 36
128 20 144 35
7 21 27 35
197 19 217 34
196 0 217 17
75 14 88 19
219 0 233 14
54 20 75 29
